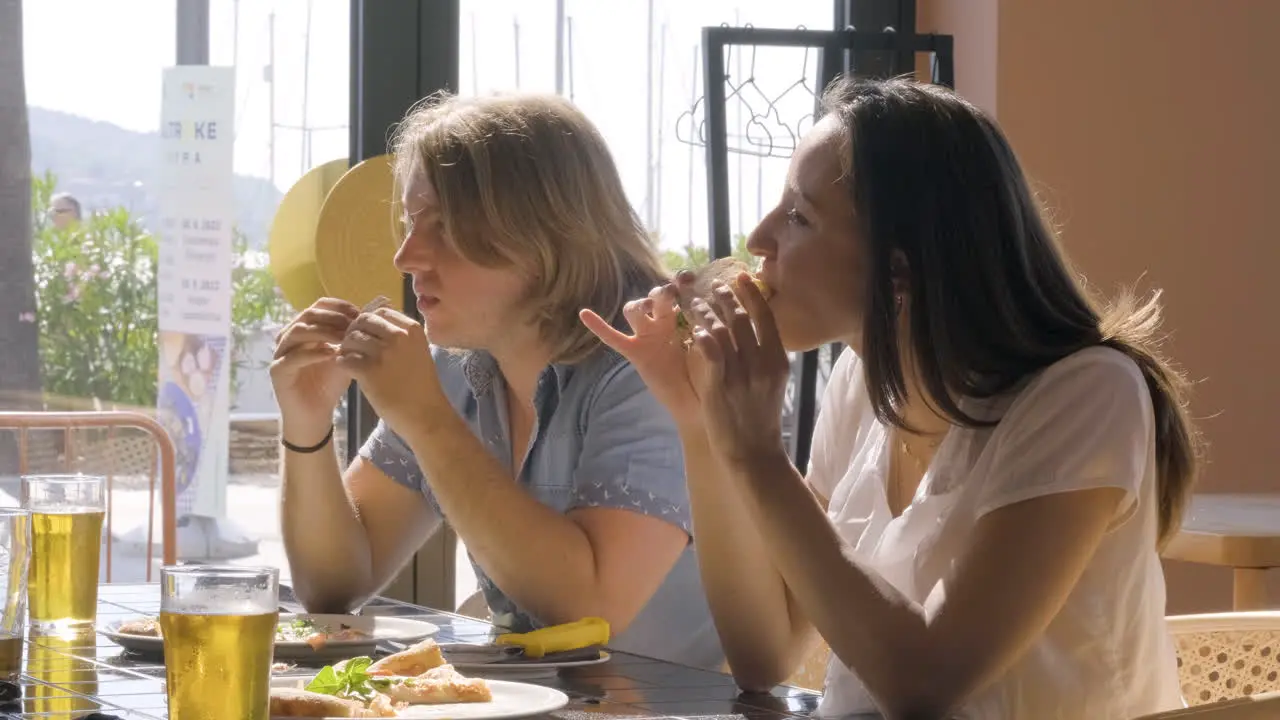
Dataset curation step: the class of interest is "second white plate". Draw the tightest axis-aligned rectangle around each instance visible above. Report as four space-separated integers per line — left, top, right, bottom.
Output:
101 613 440 662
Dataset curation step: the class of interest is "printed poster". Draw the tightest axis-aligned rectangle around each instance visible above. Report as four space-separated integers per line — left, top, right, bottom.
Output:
156 66 236 520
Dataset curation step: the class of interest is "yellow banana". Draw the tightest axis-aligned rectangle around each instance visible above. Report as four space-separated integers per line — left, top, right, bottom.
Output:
494 617 610 659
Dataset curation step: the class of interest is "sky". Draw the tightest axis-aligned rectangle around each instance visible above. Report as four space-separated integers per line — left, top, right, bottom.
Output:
23 0 837 250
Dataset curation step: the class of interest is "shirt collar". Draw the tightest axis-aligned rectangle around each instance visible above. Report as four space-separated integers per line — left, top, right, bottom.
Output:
460 350 573 398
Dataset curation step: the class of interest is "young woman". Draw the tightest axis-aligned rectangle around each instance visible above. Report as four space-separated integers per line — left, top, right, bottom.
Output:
584 78 1199 718
273 93 723 670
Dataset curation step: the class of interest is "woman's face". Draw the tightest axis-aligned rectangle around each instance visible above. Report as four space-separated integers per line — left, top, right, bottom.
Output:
748 116 869 352
393 170 534 353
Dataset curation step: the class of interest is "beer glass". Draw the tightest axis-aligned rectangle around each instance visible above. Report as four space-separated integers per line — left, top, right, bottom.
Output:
22 475 105 630
0 509 29 678
161 565 279 720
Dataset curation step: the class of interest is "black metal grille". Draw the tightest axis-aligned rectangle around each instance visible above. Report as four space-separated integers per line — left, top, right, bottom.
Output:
688 23 954 473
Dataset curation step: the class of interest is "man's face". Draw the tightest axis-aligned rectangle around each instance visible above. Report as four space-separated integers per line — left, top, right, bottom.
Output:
49 199 80 230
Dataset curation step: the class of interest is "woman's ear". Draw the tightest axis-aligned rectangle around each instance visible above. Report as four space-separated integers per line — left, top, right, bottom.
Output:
889 249 911 302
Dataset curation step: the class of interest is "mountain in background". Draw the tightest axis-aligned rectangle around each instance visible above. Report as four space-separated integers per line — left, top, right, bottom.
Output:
29 106 283 250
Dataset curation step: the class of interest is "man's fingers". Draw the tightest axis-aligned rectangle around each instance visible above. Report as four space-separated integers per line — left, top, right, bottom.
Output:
313 297 361 316
372 306 419 330
270 345 338 373
274 325 345 357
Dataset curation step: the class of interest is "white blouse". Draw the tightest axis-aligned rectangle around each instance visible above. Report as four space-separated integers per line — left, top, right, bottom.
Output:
809 347 1184 719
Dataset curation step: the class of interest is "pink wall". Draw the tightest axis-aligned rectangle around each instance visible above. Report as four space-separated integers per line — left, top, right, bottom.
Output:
919 0 1280 612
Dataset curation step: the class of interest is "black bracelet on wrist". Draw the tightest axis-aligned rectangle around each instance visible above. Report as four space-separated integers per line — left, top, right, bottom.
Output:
282 425 335 454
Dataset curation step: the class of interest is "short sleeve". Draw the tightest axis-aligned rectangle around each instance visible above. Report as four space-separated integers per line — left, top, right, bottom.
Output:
569 361 692 536
974 347 1153 524
807 348 866 501
358 420 432 497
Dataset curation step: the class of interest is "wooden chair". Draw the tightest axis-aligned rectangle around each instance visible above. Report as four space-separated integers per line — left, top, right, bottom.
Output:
0 411 177 581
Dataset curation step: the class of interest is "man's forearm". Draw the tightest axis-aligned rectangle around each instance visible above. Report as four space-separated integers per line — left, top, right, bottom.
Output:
399 411 607 626
680 428 814 690
280 443 376 612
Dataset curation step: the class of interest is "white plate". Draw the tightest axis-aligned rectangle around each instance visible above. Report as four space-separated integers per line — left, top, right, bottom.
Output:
269 676 569 719
100 614 439 661
450 650 611 672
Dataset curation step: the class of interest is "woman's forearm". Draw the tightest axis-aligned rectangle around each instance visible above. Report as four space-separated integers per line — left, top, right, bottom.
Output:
680 428 816 691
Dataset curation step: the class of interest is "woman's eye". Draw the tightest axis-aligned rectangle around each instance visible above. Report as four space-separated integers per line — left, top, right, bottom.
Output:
786 208 810 227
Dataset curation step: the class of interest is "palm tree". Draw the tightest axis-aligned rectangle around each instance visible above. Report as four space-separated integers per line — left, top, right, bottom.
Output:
0 0 44 469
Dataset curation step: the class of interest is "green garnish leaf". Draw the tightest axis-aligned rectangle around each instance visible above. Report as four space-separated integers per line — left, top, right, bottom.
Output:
305 656 379 700
305 666 341 695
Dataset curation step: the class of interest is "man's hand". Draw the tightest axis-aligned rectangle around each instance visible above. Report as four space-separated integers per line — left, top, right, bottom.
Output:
335 307 451 436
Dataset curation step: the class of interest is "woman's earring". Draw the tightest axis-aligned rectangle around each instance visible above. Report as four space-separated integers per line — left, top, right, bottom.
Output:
894 294 904 318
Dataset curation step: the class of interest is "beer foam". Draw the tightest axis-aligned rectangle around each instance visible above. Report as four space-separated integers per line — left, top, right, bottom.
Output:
164 587 275 615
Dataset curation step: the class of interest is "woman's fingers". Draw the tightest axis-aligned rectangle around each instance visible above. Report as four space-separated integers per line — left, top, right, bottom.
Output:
621 298 657 335
710 282 758 352
734 272 786 364
647 284 681 320
580 309 634 355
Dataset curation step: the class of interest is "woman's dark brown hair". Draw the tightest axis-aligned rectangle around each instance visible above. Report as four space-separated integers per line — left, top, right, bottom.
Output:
821 77 1201 546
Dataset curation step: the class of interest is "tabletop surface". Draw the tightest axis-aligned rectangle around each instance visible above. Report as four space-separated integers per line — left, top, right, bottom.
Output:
1163 493 1280 567
3 583 831 720
1177 494 1280 538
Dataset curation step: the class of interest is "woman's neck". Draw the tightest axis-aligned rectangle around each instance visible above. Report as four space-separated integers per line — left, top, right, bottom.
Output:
898 346 952 439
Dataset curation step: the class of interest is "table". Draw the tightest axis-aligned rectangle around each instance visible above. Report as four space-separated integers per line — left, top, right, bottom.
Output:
4 583 828 720
1163 494 1280 611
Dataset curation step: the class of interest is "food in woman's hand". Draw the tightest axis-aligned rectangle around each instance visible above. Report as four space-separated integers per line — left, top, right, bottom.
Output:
673 258 772 346
366 638 446 677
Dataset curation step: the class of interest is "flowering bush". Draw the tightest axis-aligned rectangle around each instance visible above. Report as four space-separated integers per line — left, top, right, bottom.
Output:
31 173 291 408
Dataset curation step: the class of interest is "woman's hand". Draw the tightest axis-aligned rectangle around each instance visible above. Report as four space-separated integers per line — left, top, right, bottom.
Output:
580 283 708 429
270 298 360 444
334 307 450 436
686 274 792 467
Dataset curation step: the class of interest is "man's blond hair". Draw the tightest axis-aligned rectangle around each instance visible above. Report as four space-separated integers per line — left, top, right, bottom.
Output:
390 92 667 363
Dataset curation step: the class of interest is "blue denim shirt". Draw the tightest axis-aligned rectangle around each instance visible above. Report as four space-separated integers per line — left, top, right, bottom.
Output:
359 345 723 670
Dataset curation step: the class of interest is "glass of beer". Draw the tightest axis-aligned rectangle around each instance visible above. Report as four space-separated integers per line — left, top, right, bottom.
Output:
161 565 279 720
0 509 30 679
22 475 105 630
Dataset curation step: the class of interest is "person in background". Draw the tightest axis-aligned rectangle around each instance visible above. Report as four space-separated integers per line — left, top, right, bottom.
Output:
272 92 723 670
586 77 1199 719
49 193 82 230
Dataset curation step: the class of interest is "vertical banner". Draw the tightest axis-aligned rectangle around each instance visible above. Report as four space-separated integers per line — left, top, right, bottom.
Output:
156 67 236 521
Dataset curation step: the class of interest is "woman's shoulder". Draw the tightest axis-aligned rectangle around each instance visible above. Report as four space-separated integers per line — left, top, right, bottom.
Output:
1013 345 1149 412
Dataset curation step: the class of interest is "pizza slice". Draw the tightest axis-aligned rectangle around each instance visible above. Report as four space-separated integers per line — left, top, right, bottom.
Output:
382 664 492 705
365 638 446 677
268 687 394 717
